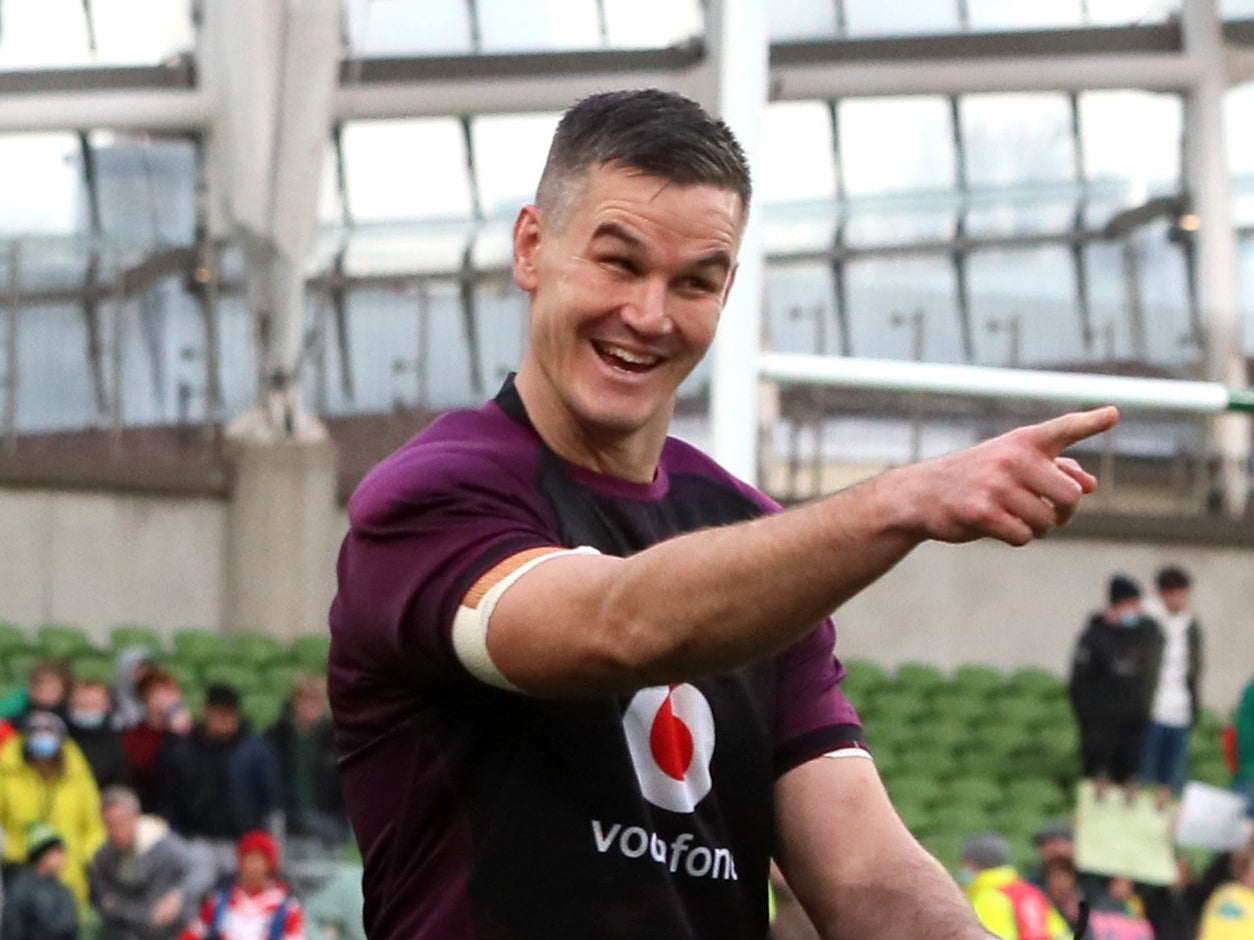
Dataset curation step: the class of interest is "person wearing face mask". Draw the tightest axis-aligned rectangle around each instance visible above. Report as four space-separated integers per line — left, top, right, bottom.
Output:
0 710 108 912
958 832 1071 940
1068 574 1165 798
67 676 129 790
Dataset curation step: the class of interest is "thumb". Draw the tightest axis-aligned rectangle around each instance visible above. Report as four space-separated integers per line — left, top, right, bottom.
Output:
1028 406 1119 456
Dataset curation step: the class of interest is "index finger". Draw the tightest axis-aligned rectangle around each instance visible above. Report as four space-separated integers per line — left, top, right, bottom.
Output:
1028 406 1120 455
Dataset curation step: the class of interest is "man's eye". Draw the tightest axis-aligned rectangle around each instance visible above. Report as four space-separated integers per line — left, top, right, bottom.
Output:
603 257 638 275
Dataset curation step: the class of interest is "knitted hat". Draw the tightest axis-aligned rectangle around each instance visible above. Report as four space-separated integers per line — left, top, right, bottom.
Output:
1033 819 1074 846
961 831 1010 870
1108 574 1141 606
237 830 279 873
25 821 64 864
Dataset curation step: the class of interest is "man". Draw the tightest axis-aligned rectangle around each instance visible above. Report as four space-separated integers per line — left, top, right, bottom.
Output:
330 88 1118 939
0 711 106 910
67 675 129 790
265 674 346 855
959 832 1070 940
159 685 281 874
2 822 80 940
179 831 304 940
91 786 216 940
1068 574 1164 797
1139 565 1203 802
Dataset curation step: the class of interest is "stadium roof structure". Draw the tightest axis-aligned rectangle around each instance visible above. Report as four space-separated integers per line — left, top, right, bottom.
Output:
2 0 1254 512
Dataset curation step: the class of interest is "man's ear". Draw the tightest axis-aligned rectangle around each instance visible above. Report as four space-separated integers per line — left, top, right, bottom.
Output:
513 205 542 292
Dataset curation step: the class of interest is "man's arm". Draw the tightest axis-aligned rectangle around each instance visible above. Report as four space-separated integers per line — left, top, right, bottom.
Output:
774 757 994 940
483 408 1118 696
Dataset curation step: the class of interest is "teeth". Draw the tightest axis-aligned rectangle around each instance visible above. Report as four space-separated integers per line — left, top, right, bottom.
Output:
598 343 659 367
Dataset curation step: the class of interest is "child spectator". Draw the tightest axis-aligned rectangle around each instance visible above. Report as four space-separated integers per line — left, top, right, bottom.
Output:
179 831 304 940
1197 838 1254 940
67 675 129 790
2 822 80 940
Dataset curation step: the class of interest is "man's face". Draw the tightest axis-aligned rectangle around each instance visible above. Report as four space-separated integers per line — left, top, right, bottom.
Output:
30 674 66 709
514 162 742 450
71 684 110 718
1160 586 1190 614
204 704 240 739
143 683 180 726
102 804 139 852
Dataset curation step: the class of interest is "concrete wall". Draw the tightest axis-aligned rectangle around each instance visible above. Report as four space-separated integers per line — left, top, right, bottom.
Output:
0 486 1249 713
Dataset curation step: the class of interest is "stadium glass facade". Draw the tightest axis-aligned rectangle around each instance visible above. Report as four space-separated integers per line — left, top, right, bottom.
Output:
2 0 1254 488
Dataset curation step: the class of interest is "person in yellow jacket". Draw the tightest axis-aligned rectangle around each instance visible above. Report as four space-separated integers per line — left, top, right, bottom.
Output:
960 832 1072 940
1198 837 1254 940
0 710 107 911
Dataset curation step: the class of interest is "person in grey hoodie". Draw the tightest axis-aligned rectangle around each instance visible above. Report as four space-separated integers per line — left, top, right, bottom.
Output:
90 786 216 940
111 648 155 732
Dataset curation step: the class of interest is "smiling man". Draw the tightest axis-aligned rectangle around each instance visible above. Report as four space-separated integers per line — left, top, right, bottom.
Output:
329 89 1118 940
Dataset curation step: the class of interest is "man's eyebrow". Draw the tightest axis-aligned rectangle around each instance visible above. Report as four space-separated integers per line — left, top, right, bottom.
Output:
589 222 644 249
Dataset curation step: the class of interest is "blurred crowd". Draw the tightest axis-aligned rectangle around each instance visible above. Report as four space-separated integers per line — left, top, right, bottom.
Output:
0 650 356 940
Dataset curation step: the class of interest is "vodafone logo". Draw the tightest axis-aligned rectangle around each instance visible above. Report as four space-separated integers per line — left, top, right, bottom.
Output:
622 684 715 814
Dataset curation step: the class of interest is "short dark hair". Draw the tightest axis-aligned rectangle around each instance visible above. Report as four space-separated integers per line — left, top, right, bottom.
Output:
1156 565 1191 592
536 89 752 227
205 683 240 711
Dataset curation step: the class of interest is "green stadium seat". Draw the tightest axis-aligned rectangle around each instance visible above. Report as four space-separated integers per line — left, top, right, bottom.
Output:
290 635 331 672
1007 667 1065 700
172 629 229 665
201 662 262 694
0 622 29 649
163 661 202 692
886 774 944 807
109 624 165 656
36 623 95 659
262 663 302 696
3 651 40 684
241 692 285 731
894 662 947 696
1004 779 1067 815
71 653 114 684
233 633 287 667
953 665 1008 699
944 777 1003 810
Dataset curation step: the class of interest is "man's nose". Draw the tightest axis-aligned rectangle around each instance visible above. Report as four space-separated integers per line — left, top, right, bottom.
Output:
621 276 672 334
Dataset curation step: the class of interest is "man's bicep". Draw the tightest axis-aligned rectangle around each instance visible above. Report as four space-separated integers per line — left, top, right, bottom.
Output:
455 546 633 696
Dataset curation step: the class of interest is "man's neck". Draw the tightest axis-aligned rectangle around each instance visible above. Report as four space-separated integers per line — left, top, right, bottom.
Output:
513 364 668 483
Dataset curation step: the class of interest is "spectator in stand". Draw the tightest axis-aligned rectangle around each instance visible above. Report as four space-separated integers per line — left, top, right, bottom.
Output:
1069 574 1164 798
67 675 129 790
112 648 156 732
160 685 282 875
266 674 346 856
178 831 304 940
91 785 217 940
1139 565 1204 805
1024 820 1074 888
0 711 106 910
959 832 1071 940
1088 876 1155 940
0 659 74 724
122 669 190 812
1232 673 1254 816
2 822 80 940
1197 836 1254 940
1039 856 1083 933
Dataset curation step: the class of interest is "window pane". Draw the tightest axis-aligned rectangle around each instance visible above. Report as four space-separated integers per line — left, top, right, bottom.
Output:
760 102 837 204
843 0 961 36
1080 91 1181 195
90 134 197 247
0 134 80 235
961 94 1075 188
768 0 837 41
965 0 1084 30
839 97 955 194
1085 0 1178 24
472 113 561 218
342 119 473 221
343 0 472 56
764 263 837 355
967 248 1081 367
477 0 601 52
845 257 964 363
603 0 702 47
0 0 192 68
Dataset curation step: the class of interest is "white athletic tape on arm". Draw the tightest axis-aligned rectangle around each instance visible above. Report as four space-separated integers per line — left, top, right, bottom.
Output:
452 546 601 691
823 747 873 761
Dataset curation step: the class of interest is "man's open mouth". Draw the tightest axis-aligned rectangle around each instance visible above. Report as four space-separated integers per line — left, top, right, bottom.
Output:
593 341 661 373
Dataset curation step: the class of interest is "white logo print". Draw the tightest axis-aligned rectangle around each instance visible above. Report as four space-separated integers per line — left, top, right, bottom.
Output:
622 684 715 813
